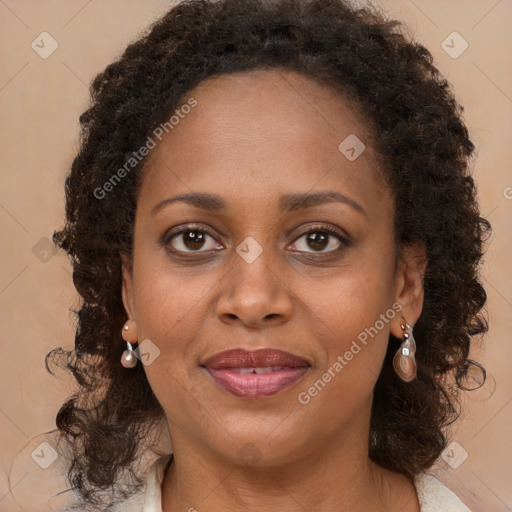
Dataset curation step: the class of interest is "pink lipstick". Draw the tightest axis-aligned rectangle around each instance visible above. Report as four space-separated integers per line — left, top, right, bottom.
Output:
202 348 310 399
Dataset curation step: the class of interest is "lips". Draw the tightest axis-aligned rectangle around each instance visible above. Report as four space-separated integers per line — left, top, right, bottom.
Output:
203 348 310 369
201 348 310 399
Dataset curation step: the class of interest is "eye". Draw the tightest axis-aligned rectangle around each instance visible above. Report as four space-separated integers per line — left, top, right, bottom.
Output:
289 225 348 253
164 225 223 253
162 223 349 256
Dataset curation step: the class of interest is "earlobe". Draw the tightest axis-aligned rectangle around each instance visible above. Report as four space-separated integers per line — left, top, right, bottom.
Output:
121 253 136 320
391 242 426 337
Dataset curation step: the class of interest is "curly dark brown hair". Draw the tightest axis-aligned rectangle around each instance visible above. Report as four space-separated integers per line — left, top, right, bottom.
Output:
46 0 490 509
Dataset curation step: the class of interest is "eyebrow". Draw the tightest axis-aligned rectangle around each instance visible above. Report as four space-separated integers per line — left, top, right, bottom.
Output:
151 191 366 217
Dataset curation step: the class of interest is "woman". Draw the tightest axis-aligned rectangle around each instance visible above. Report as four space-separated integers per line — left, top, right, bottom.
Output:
47 0 489 510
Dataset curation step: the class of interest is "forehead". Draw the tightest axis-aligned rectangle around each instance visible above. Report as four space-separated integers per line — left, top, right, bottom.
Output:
138 68 385 210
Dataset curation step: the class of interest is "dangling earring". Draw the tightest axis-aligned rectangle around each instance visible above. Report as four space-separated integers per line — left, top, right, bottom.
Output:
393 320 417 382
121 321 138 368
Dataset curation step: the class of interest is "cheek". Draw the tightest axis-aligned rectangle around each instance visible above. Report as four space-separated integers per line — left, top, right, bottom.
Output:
131 243 213 342
306 257 396 338
295 284 394 423
131 257 212 413
299 254 397 392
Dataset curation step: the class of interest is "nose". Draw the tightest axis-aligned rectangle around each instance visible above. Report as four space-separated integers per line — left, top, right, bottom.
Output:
215 245 293 329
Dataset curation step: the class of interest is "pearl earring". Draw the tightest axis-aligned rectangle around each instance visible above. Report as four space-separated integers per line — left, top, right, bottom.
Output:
121 322 138 368
393 320 417 382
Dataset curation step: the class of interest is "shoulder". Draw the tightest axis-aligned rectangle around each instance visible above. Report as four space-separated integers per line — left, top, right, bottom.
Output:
414 473 473 512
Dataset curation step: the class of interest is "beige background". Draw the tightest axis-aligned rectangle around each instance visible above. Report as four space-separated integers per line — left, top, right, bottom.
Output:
0 1 511 510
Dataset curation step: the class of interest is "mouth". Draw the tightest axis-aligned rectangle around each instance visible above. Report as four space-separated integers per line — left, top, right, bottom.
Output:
201 348 310 399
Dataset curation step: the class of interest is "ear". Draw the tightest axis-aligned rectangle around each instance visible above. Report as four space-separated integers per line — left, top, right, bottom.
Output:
390 242 426 338
121 253 136 320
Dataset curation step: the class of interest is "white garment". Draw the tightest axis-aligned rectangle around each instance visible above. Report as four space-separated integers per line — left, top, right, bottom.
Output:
110 454 472 512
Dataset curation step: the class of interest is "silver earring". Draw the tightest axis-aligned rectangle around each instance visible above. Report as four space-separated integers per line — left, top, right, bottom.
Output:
393 321 417 382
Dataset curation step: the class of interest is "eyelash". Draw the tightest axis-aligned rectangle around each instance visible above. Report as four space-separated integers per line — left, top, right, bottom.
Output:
161 223 350 257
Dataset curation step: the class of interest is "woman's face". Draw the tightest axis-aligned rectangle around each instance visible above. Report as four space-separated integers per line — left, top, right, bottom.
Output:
122 69 424 466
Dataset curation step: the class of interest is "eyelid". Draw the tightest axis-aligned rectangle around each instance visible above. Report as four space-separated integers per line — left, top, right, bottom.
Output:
291 223 350 244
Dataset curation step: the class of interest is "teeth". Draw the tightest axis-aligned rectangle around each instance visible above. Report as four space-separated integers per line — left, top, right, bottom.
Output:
254 367 273 374
238 368 254 374
231 366 284 374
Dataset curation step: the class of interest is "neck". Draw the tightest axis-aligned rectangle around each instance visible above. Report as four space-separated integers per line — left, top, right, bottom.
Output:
160 414 418 511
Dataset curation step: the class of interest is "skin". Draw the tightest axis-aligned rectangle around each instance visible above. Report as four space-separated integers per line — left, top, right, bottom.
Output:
121 69 426 512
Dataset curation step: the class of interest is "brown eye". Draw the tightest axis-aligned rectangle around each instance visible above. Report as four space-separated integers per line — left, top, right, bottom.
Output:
289 226 348 254
305 232 329 251
165 226 223 253
181 230 207 250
